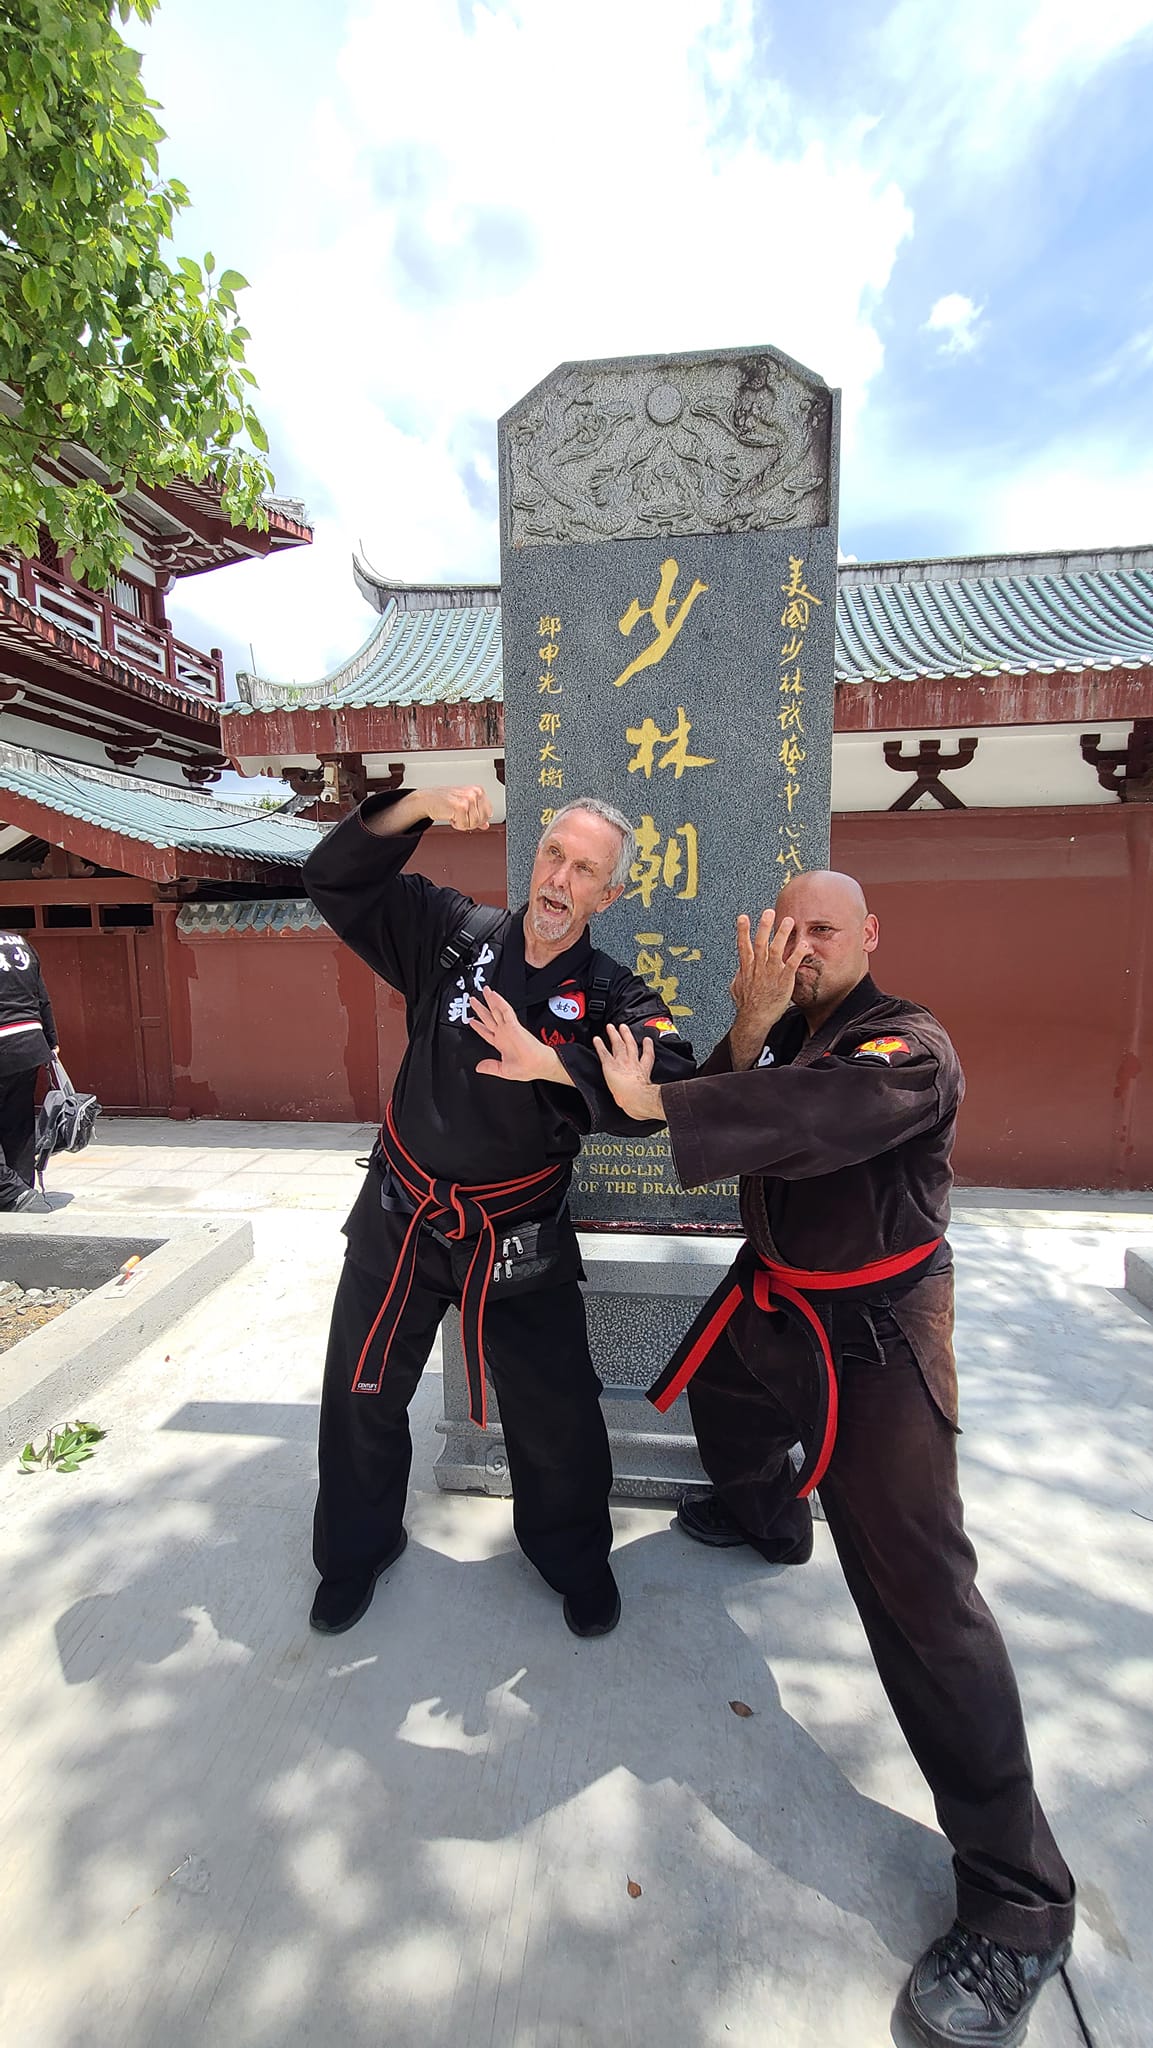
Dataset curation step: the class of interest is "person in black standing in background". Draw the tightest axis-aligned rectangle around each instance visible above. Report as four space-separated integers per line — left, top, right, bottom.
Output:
303 783 694 1641
0 927 59 1213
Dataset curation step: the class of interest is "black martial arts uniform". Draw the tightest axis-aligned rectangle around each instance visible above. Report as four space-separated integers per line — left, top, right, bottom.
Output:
0 930 57 1210
304 795 695 1599
652 974 1075 1956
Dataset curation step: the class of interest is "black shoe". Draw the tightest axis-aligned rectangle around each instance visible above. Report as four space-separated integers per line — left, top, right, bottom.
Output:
309 1529 408 1635
8 1186 41 1214
676 1489 813 1564
897 1920 1072 2047
563 1568 621 1638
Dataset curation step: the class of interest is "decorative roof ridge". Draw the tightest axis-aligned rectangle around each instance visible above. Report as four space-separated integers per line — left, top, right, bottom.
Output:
352 549 501 616
839 544 1153 586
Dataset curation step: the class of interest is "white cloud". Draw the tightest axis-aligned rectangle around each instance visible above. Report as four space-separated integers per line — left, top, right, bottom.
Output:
158 0 912 683
925 293 985 356
870 0 1153 182
987 442 1153 552
144 0 1153 683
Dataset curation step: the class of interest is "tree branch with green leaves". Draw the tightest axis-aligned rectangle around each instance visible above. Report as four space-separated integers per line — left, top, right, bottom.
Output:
0 0 273 586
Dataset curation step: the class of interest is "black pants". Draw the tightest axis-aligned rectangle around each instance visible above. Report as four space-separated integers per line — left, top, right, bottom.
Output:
314 1248 614 1597
687 1295 1076 1955
0 1066 37 1207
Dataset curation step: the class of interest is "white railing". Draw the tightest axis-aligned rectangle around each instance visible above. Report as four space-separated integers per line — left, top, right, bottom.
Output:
0 549 224 700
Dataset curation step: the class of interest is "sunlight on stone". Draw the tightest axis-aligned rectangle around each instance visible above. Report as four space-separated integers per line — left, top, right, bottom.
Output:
398 1667 533 1754
413 1490 516 1561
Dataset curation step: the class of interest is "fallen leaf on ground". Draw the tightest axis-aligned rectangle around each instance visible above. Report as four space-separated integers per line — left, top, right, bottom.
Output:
627 1878 642 1899
729 1700 754 1717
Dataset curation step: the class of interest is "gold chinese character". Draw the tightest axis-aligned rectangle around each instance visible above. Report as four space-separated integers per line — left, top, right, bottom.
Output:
539 711 562 736
626 816 700 906
539 740 561 763
776 842 805 872
539 641 560 667
626 706 715 780
538 676 563 695
540 808 557 827
778 700 805 732
540 766 564 790
778 735 806 776
779 635 805 664
634 933 693 1018
780 779 802 813
781 557 821 608
613 557 709 689
539 616 562 637
779 668 805 697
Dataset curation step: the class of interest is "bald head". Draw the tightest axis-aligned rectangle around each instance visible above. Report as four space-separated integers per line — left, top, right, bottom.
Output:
773 869 879 1031
775 869 869 925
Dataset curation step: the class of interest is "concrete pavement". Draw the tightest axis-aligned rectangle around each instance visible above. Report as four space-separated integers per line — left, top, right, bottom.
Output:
0 1120 1150 2047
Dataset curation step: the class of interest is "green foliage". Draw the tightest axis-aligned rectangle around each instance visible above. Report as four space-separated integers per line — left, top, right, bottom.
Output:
0 0 273 585
19 1418 107 1473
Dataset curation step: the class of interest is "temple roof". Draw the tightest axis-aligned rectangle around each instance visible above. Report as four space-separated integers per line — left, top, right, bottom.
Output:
229 544 1153 721
231 595 503 713
0 744 319 881
836 545 1153 682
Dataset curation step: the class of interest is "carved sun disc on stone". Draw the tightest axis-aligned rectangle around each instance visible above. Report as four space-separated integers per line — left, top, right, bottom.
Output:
646 382 684 425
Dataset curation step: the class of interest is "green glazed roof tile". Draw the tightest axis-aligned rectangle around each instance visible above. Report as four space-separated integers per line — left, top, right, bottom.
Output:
228 553 1153 714
0 747 320 863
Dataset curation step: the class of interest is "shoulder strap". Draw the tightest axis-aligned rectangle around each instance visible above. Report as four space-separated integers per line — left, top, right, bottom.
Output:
438 902 507 974
586 950 617 1030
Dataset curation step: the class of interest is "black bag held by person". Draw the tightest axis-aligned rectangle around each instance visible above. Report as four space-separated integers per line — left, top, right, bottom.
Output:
34 1057 100 1189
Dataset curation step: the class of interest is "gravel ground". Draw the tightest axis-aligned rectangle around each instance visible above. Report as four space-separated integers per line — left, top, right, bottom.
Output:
0 1279 89 1354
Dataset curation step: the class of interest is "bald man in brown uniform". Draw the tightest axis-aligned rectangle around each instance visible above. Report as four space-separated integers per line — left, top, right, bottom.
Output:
595 871 1075 2048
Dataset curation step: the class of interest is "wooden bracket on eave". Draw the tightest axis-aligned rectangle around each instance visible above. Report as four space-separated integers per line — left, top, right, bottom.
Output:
1080 719 1153 802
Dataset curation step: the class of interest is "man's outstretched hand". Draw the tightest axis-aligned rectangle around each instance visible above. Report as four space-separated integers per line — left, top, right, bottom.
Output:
593 1023 665 1123
470 988 572 1087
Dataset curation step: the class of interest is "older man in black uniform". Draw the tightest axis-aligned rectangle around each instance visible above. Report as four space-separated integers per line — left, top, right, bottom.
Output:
303 784 693 1642
593 870 1075 2048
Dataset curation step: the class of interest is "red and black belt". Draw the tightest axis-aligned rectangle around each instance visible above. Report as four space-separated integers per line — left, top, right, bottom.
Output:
648 1238 941 1499
351 1103 569 1428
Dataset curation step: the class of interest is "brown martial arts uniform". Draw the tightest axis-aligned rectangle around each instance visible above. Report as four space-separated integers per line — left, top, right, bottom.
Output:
652 973 1075 1955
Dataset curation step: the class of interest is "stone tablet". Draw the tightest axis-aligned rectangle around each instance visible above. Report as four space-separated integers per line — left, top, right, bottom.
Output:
499 346 840 1229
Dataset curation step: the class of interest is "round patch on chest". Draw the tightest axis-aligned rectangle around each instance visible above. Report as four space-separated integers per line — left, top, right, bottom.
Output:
549 992 585 1021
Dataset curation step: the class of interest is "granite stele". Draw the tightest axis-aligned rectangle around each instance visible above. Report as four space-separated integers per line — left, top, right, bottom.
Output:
436 345 841 1502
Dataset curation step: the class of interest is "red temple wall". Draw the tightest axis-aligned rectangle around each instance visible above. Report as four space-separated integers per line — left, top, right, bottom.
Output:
831 805 1152 1189
3 809 1150 1187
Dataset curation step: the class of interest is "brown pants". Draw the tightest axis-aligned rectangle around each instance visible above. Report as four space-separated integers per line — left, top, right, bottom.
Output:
686 1285 1075 1954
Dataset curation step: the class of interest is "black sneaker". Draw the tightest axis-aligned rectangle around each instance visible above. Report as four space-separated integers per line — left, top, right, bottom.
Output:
676 1489 813 1564
563 1567 621 1638
9 1186 42 1214
309 1529 408 1635
898 1920 1072 2047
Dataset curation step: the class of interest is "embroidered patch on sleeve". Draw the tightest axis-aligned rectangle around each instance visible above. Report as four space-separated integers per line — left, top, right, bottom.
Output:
854 1035 910 1064
643 1016 679 1036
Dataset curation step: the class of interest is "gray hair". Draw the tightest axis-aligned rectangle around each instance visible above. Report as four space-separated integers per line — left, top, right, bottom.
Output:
538 797 636 891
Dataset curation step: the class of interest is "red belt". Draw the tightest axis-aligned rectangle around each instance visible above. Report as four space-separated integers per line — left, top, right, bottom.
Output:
648 1238 941 1498
352 1103 569 1427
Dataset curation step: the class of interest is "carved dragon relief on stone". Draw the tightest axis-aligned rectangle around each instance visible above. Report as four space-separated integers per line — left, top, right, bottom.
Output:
505 354 831 547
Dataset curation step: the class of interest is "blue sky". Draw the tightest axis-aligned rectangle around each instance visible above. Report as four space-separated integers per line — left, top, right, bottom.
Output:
130 0 1153 690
